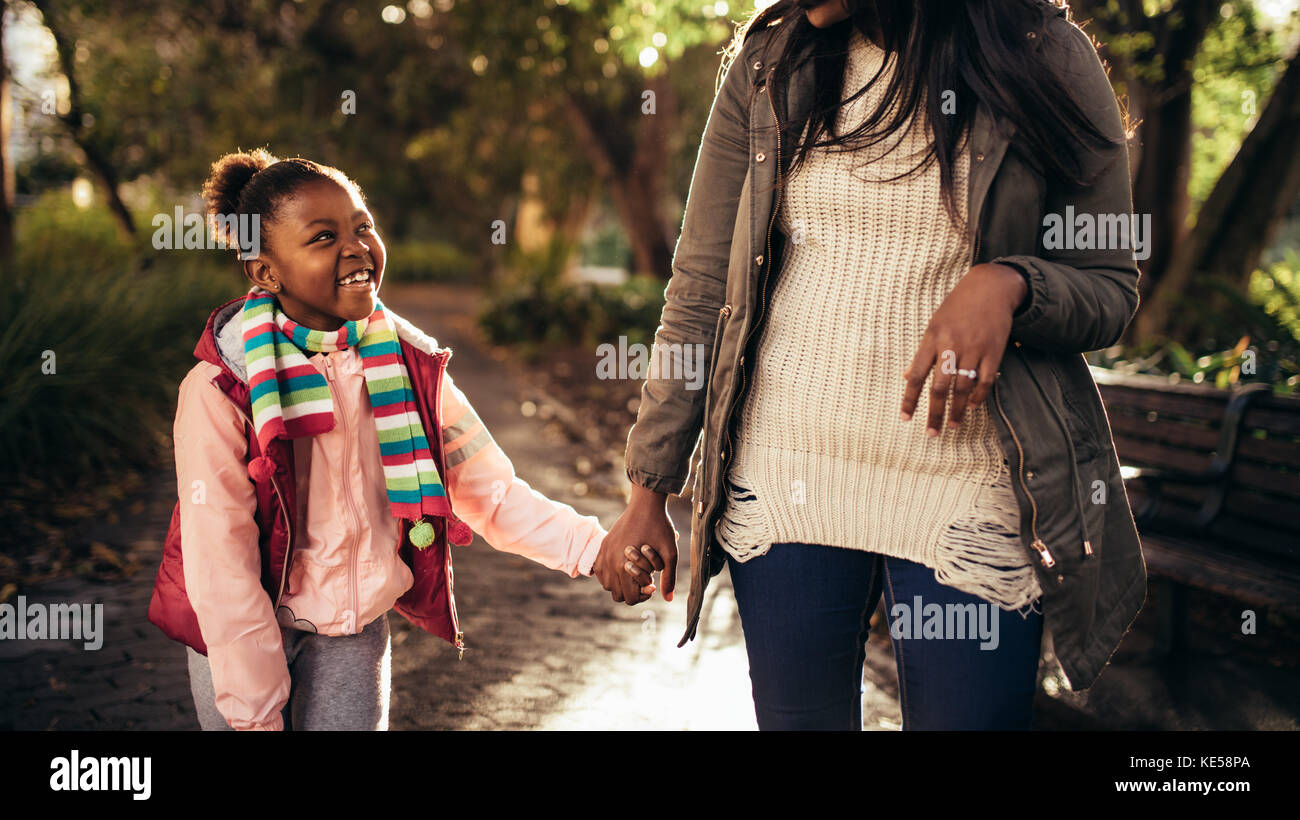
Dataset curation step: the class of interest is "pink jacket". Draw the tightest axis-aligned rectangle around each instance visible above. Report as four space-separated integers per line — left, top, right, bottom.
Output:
166 299 606 730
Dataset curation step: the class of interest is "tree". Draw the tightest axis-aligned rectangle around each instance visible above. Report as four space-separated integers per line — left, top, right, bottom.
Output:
1136 28 1300 340
20 0 489 248
1068 0 1299 343
30 0 136 238
453 0 734 279
11 0 739 282
1 0 14 261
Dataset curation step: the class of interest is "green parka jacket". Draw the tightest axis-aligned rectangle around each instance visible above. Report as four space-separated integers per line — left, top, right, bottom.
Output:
624 1 1147 690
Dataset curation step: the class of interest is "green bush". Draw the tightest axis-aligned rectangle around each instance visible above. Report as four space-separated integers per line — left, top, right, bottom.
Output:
1089 254 1300 394
581 220 632 269
578 274 665 348
1249 251 1300 345
0 192 241 487
477 238 665 353
382 239 477 283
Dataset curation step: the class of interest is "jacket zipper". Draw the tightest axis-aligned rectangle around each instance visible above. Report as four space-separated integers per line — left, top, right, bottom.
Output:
978 174 1062 575
972 118 1092 566
971 136 1087 570
221 347 466 652
430 351 465 659
1011 346 1096 560
324 353 363 634
991 379 1058 576
221 391 295 607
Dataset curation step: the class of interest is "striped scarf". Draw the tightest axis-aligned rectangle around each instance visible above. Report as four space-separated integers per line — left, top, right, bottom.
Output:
240 288 451 528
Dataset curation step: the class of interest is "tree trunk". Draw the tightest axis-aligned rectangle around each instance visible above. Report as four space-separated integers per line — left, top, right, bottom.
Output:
1068 0 1219 344
31 0 135 239
1136 52 1300 342
74 140 135 238
1121 0 1217 345
0 2 14 262
613 171 675 279
563 73 678 280
1128 82 1195 313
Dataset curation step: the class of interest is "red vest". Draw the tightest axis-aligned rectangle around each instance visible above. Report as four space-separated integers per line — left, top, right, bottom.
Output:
147 297 468 656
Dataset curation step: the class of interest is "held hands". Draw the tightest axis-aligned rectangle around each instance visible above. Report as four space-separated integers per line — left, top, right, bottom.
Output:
900 263 1029 434
593 265 1026 602
592 484 679 606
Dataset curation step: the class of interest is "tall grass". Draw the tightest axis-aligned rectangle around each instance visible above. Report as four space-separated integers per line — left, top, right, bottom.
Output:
0 193 242 488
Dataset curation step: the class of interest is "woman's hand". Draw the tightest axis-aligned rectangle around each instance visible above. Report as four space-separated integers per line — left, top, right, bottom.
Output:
592 485 679 605
900 263 1029 435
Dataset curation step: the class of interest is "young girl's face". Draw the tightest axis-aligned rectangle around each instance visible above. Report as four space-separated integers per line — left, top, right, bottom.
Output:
247 178 386 331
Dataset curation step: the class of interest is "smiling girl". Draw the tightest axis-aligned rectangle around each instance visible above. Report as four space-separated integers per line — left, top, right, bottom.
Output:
147 149 641 730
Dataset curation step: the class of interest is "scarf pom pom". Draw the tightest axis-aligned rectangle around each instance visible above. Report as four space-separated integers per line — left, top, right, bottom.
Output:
248 455 277 482
447 516 473 547
409 520 435 549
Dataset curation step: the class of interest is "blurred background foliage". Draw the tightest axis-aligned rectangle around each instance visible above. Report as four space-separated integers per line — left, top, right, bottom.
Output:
479 235 665 353
0 190 240 486
1 0 1300 498
1088 252 1300 388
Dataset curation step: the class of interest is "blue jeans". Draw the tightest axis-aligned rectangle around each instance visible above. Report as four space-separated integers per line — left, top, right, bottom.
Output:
727 542 1044 731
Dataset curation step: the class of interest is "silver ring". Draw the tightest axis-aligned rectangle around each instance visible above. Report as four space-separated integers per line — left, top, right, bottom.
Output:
958 368 978 379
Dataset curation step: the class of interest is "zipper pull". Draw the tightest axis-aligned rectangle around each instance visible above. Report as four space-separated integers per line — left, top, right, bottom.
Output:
1083 540 1094 558
1031 538 1055 569
455 631 465 661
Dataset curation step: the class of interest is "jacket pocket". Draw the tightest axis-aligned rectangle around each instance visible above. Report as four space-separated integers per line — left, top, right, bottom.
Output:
1047 355 1104 463
282 550 348 624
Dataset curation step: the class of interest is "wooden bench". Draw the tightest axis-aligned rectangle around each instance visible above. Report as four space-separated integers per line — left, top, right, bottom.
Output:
1091 368 1300 652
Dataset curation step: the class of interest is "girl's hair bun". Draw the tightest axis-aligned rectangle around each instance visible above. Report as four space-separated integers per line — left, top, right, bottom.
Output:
201 148 278 243
200 148 361 255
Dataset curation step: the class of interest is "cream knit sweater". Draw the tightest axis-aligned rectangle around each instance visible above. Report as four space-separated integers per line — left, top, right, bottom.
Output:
715 28 1043 612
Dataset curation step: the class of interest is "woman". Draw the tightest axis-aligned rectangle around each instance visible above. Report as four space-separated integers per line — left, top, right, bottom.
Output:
593 0 1147 730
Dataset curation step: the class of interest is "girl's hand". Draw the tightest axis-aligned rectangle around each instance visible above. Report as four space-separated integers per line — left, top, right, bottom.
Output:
900 263 1029 435
621 544 664 592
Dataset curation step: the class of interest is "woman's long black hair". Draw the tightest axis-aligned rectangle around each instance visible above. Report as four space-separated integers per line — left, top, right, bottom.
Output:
721 0 1126 233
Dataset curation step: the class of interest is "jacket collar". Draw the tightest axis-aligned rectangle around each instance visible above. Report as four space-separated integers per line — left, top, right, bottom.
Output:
193 295 247 385
193 292 451 389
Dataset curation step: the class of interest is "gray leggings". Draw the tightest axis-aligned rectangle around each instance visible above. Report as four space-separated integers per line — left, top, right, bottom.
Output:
187 612 391 731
